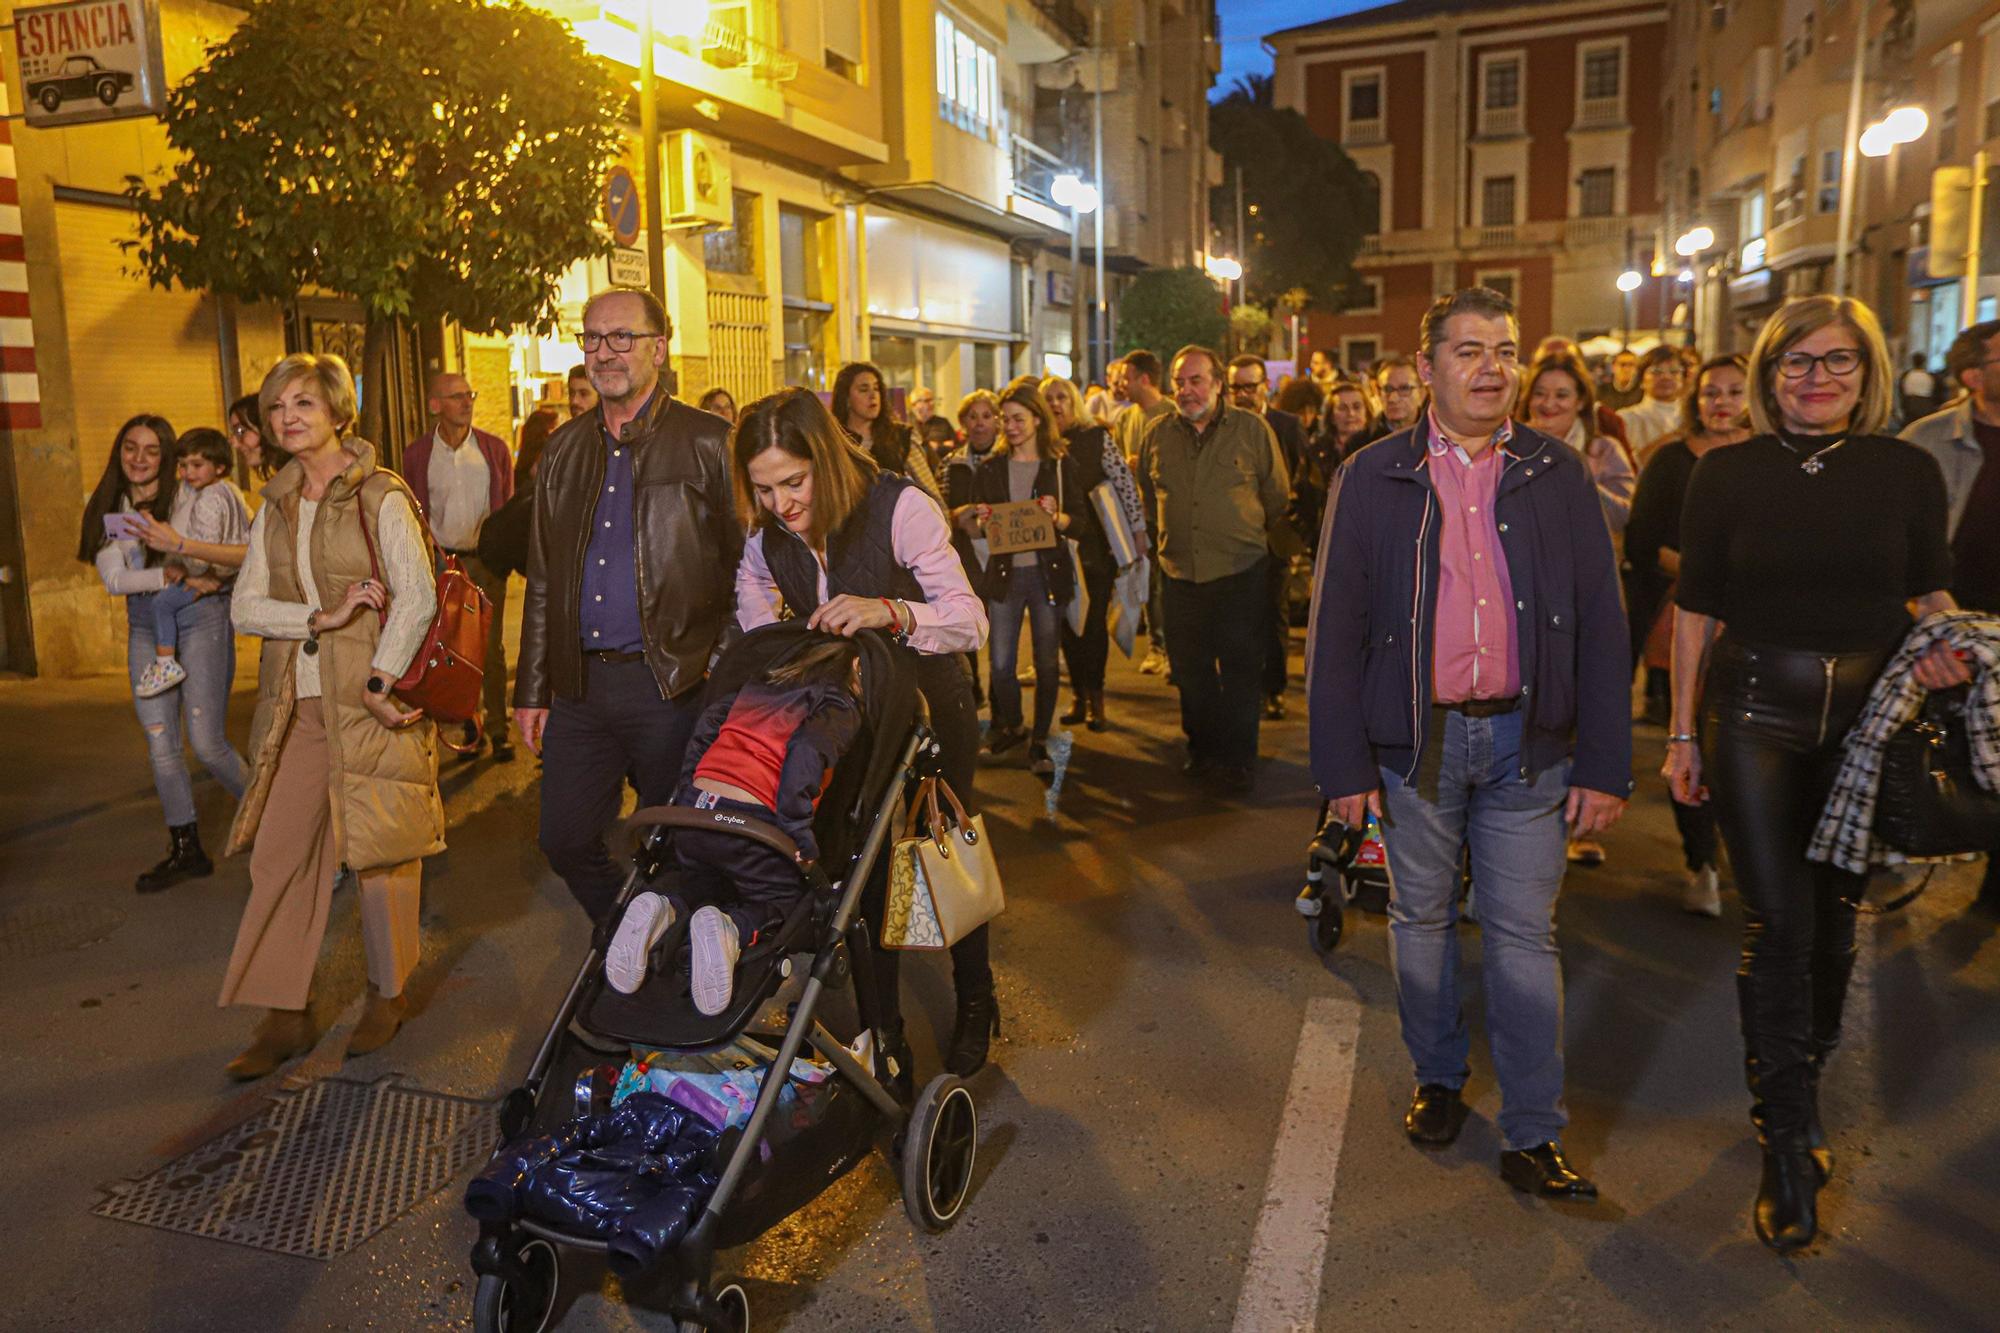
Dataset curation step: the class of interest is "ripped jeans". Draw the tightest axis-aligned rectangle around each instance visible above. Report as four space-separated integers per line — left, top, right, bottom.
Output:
127 591 247 827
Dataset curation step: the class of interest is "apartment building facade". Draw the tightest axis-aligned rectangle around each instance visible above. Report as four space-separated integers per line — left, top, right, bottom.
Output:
1268 0 1668 368
1661 0 1998 363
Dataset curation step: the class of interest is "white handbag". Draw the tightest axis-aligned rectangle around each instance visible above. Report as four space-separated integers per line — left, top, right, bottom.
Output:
881 777 1005 950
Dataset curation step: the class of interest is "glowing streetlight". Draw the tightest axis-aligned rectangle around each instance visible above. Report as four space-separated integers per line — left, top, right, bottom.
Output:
1859 105 1928 158
1616 269 1644 293
1051 174 1099 214
1205 255 1243 282
1674 225 1715 257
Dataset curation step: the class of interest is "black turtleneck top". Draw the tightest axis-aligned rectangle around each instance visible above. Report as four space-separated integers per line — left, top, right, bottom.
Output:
1676 431 1953 652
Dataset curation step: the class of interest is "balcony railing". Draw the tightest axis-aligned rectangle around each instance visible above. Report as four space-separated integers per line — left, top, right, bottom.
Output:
1565 216 1626 248
1576 96 1622 129
1010 133 1076 211
1343 121 1386 148
1356 234 1383 256
1479 105 1523 138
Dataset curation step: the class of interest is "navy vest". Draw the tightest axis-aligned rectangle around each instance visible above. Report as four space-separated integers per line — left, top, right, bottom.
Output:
762 471 926 618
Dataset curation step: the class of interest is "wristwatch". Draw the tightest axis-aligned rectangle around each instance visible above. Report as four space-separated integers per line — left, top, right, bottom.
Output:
366 675 388 695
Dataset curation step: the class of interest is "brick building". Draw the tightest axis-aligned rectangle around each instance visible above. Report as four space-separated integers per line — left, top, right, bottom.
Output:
1268 0 1669 368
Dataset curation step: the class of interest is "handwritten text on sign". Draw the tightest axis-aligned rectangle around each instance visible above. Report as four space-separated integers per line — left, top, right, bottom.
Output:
984 501 1055 556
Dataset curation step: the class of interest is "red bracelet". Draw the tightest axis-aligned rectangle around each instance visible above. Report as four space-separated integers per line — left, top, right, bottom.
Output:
880 597 901 633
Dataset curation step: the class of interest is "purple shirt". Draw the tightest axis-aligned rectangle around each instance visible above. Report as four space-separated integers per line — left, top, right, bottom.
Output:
577 391 653 654
735 487 989 654
1426 408 1520 702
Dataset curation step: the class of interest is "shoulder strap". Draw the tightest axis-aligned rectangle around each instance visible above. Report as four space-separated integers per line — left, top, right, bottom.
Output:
356 468 440 625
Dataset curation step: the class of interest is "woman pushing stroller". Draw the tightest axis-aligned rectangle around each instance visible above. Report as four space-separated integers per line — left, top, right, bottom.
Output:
606 637 863 1014
729 388 998 1082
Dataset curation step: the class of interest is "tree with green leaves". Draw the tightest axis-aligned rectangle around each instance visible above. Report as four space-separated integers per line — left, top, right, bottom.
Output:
1114 266 1228 361
124 0 625 446
1208 74 1371 315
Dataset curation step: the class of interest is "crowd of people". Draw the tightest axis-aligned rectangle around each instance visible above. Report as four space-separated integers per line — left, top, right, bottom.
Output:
76 277 2000 1258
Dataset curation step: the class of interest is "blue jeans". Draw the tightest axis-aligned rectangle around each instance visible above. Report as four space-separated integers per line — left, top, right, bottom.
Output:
987 562 1061 740
150 581 200 653
127 592 248 827
1378 708 1572 1150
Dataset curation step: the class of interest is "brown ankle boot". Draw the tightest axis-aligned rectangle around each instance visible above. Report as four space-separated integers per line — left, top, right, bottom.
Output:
347 987 407 1056
225 1008 315 1082
1086 689 1108 732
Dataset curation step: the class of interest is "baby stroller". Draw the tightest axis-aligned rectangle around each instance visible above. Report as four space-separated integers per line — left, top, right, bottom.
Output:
1295 802 1393 957
469 623 981 1332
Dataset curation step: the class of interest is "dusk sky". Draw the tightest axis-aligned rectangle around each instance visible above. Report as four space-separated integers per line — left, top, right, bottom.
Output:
1213 0 1380 99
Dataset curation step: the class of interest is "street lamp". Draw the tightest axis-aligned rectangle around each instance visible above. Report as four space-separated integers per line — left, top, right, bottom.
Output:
1205 255 1243 282
1616 268 1643 348
1674 225 1715 257
1616 269 1644 293
1859 105 1929 158
1052 174 1099 385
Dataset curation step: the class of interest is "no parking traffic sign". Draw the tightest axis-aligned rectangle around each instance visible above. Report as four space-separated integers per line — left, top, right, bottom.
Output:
603 166 640 248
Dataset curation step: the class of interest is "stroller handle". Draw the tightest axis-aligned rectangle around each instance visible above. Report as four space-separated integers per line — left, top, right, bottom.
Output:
628 805 805 865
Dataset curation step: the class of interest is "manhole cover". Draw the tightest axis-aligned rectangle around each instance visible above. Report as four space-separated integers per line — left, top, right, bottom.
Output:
93 1076 496 1260
0 903 126 959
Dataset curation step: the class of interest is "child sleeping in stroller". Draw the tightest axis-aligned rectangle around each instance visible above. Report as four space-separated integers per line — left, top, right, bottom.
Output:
607 637 863 1014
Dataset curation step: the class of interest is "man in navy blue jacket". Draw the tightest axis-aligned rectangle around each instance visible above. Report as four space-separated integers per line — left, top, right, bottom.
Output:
1306 287 1632 1201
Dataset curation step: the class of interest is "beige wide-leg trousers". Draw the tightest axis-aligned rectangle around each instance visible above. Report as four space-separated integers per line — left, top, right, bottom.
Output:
217 699 422 1010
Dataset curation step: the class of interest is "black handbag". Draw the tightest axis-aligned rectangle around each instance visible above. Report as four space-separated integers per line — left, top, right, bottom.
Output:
1871 685 2000 859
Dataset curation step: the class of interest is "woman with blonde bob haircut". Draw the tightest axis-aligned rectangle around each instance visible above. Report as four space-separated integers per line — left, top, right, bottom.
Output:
1664 296 1966 1252
730 387 1003 1079
218 352 444 1080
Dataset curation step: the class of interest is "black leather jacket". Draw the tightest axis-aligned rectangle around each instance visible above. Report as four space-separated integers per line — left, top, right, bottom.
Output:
516 392 743 706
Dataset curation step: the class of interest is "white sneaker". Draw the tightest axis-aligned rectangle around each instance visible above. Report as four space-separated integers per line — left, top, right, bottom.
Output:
1682 865 1722 918
1138 647 1168 675
689 906 741 1016
134 657 187 699
605 892 676 994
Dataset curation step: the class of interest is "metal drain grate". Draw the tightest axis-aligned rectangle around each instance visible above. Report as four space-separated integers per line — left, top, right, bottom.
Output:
0 902 127 960
93 1076 497 1260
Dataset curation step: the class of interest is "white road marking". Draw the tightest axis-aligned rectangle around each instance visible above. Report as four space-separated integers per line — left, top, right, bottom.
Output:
1232 993 1365 1333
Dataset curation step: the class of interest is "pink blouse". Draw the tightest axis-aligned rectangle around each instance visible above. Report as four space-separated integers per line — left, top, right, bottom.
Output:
736 487 989 654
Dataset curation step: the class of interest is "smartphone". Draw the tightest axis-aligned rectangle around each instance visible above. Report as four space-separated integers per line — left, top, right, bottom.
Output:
103 512 144 541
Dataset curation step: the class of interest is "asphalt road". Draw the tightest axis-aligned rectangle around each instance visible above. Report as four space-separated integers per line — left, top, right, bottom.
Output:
4 626 1999 1332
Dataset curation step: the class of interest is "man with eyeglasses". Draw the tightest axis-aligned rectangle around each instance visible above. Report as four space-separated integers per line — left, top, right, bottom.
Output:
1904 318 2000 915
1227 354 1310 719
406 371 516 761
1374 356 1424 433
1616 347 1686 463
515 286 745 923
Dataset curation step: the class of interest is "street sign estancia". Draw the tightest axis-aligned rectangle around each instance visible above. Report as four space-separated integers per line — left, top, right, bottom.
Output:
16 0 167 129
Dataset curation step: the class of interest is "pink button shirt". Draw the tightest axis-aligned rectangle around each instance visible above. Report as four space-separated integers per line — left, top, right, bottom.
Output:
736 487 989 654
1426 409 1521 702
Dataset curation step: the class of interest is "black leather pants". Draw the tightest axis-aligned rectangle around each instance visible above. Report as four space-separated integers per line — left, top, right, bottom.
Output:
1702 637 1891 1147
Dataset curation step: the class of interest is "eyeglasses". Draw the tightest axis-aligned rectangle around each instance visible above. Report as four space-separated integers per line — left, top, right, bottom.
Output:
1228 380 1266 394
439 391 477 403
1380 384 1417 397
579 329 662 353
1776 348 1862 379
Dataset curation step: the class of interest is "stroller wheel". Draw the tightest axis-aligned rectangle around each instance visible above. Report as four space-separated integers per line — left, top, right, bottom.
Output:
901 1075 978 1232
1308 897 1344 957
472 1237 558 1333
676 1281 750 1333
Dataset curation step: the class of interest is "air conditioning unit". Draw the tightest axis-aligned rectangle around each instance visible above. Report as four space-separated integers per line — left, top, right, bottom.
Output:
664 130 731 229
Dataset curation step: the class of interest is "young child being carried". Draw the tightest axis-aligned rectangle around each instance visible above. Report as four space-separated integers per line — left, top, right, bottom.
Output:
607 637 864 1014
134 428 251 699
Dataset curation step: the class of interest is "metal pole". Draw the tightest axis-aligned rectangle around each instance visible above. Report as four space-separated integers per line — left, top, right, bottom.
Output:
1832 0 1872 297
1233 165 1246 313
639 1 667 304
1069 210 1083 383
1966 149 1988 331
1090 1 1107 379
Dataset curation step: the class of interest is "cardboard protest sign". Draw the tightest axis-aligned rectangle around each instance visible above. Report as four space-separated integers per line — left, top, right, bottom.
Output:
984 500 1055 555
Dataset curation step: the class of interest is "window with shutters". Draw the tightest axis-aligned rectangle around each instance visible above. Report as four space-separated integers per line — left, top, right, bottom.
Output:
1481 176 1517 228
1577 168 1616 218
936 8 997 139
1479 53 1524 136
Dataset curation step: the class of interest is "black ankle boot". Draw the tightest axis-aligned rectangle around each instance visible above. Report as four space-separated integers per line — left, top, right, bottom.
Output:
1755 1146 1819 1252
1060 695 1088 726
136 822 213 894
1804 1063 1834 1183
944 989 1001 1077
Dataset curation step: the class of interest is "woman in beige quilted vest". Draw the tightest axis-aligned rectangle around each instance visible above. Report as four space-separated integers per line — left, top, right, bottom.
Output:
218 353 443 1080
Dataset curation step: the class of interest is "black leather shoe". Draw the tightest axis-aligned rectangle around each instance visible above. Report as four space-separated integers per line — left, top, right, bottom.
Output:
1404 1084 1468 1147
1499 1142 1598 1199
1263 693 1287 721
1804 1073 1834 1184
1210 764 1255 794
1755 1148 1819 1252
490 738 516 763
1181 753 1214 779
987 725 1027 756
1060 697 1088 726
